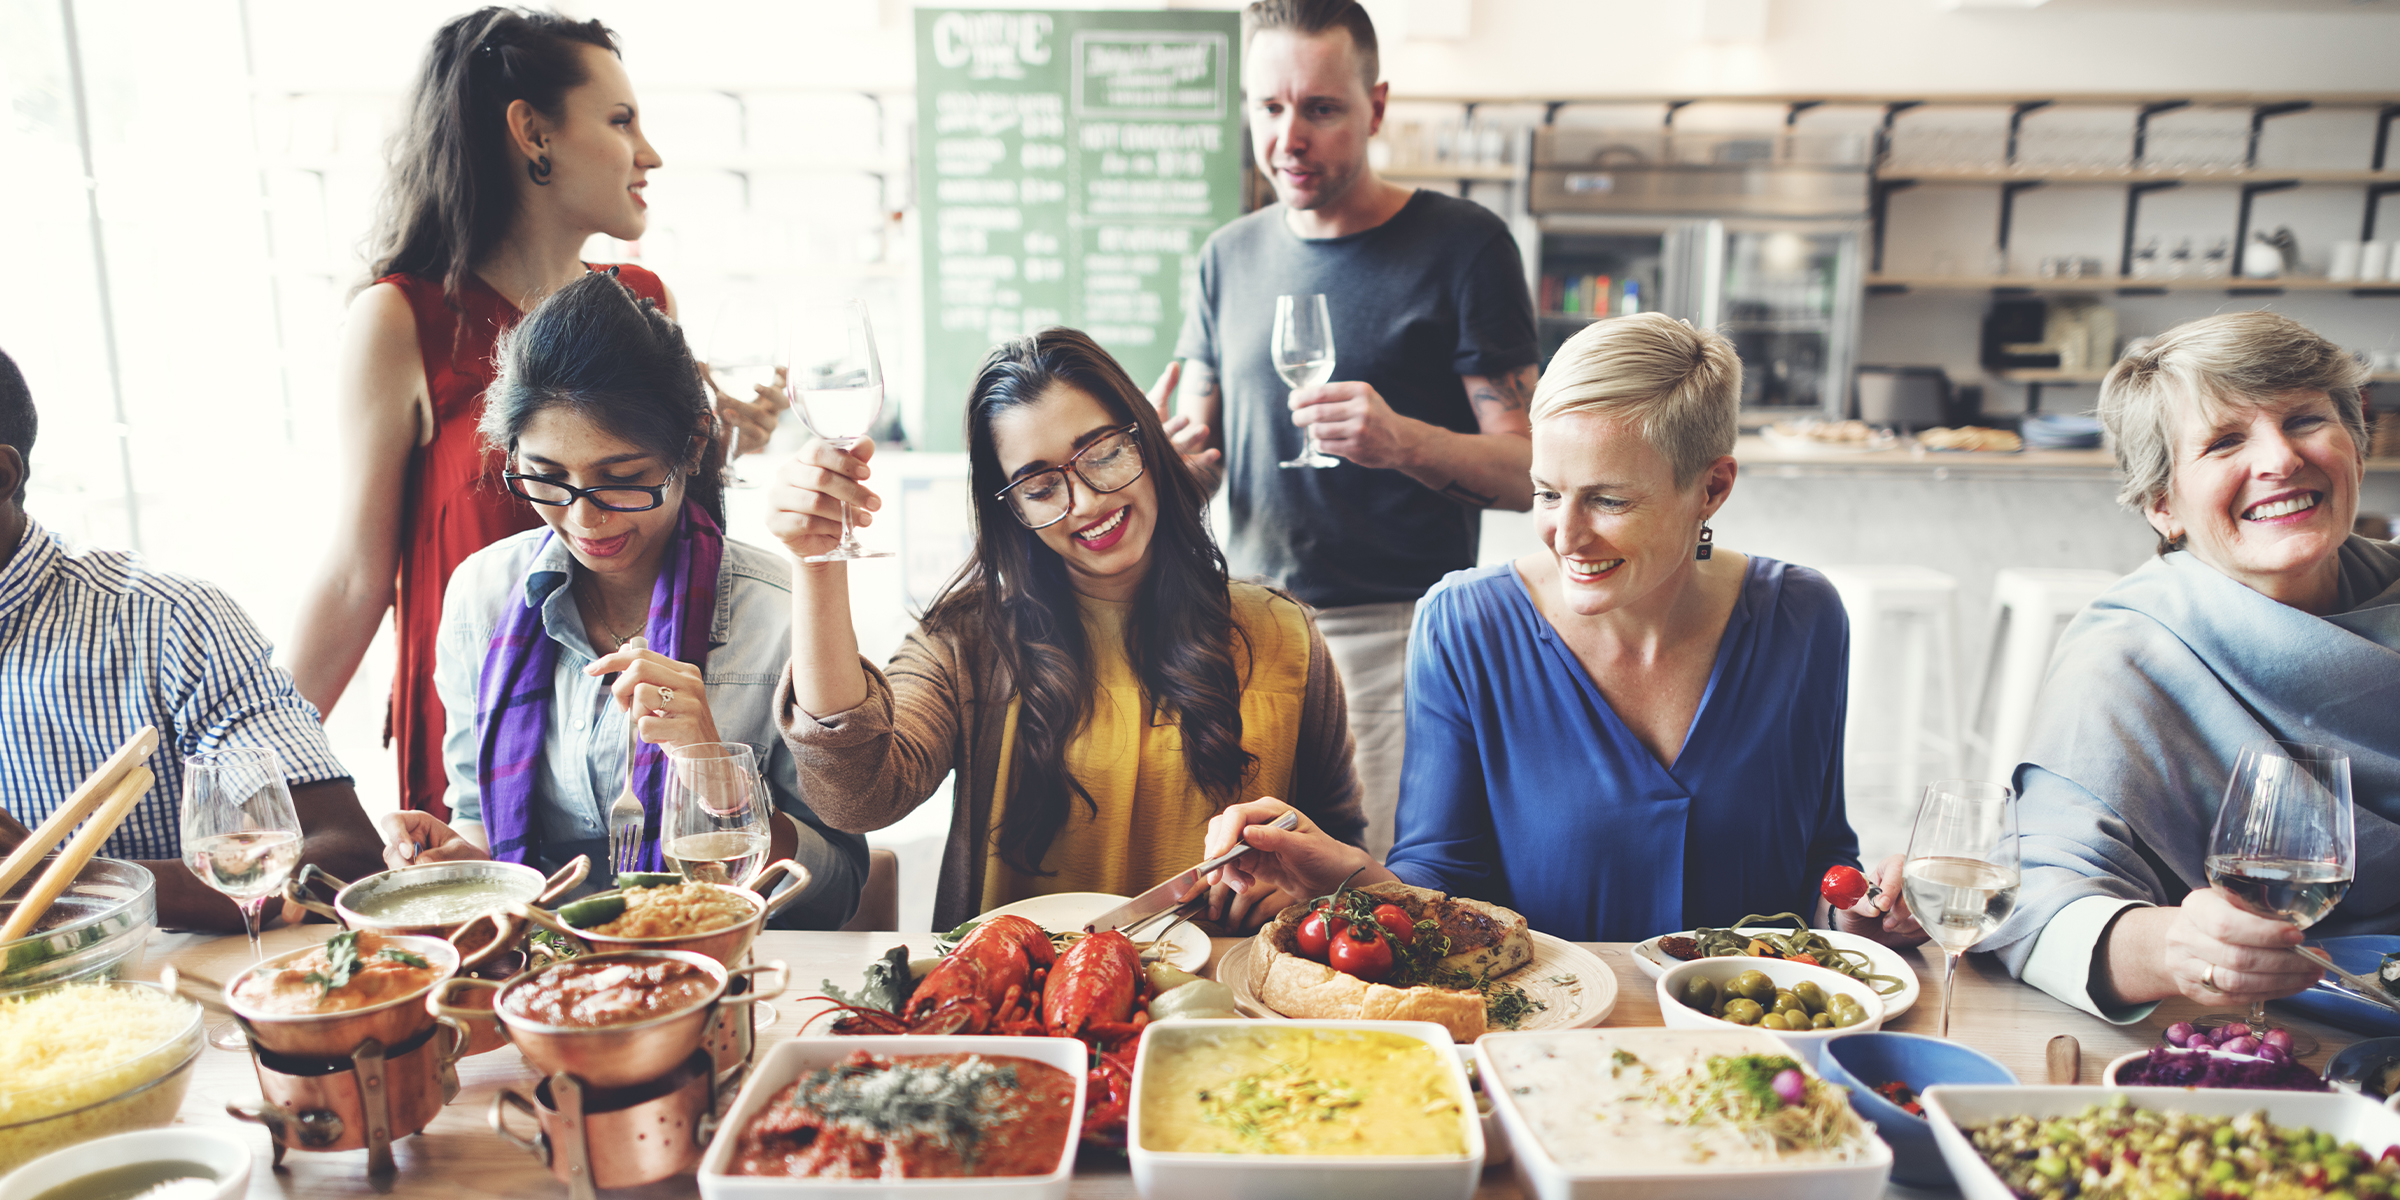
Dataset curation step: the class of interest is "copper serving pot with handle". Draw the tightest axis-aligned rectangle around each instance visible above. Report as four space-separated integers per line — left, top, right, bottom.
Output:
506 859 811 967
285 855 588 940
165 932 463 1058
429 949 785 1089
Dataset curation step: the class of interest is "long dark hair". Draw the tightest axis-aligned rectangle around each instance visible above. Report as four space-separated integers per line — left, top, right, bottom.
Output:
480 272 725 525
364 8 618 304
925 329 1255 875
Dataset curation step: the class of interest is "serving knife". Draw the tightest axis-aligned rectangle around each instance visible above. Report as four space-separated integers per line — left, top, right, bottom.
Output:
1083 810 1302 935
2297 944 2400 1017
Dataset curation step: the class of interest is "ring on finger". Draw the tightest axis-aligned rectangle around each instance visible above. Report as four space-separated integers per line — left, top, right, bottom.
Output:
659 687 677 705
2203 963 2220 992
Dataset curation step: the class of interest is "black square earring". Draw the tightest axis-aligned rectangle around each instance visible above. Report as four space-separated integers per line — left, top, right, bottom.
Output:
1696 523 1714 560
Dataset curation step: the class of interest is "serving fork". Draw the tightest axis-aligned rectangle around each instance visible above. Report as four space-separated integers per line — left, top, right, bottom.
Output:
606 635 649 880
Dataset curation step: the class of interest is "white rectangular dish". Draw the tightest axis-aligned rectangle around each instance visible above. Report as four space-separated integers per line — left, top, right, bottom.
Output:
1127 1018 1482 1200
696 1035 1088 1200
1475 1028 1891 1200
1922 1084 2400 1200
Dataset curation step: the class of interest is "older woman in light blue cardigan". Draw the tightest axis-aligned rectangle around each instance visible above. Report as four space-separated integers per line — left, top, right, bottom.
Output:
1987 310 2400 1021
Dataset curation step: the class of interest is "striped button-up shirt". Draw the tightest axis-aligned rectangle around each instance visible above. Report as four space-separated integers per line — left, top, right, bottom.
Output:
0 518 350 861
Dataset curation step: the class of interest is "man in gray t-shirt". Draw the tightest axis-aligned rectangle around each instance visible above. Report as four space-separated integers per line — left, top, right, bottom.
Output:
1159 0 1539 856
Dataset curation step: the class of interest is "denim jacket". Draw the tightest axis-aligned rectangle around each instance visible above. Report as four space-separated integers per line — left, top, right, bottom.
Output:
435 527 864 929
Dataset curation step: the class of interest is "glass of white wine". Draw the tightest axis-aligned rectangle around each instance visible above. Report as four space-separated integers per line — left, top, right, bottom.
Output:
664 741 778 1027
1900 778 2021 1039
2198 739 2354 1057
1273 293 1339 469
703 290 786 490
788 298 893 562
181 746 305 1049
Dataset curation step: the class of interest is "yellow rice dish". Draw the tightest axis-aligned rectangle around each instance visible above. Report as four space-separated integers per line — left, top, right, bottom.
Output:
586 882 750 939
0 981 203 1171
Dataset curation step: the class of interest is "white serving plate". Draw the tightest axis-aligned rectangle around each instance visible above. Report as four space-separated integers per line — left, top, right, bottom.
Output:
980 892 1211 973
0 1127 251 1200
1476 1027 1891 1200
2097 1047 2304 1088
1922 1085 2400 1200
697 1035 1088 1200
1655 957 1884 1069
1630 925 1920 1019
1128 1018 1482 1200
1215 931 1617 1034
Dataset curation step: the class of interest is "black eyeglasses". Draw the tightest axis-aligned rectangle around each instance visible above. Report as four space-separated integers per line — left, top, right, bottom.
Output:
993 424 1146 530
505 470 679 512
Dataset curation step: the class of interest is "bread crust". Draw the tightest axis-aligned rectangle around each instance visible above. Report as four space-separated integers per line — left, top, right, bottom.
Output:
1245 882 1532 1042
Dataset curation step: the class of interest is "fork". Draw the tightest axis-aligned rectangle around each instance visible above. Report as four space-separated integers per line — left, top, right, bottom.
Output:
606 635 650 880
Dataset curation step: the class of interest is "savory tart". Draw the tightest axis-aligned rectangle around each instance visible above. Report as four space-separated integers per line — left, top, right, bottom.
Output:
1246 882 1532 1041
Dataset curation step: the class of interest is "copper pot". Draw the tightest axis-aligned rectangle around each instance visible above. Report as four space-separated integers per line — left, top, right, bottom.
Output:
430 950 784 1089
226 1011 472 1167
489 1049 718 1193
511 860 810 967
167 933 461 1059
285 856 586 943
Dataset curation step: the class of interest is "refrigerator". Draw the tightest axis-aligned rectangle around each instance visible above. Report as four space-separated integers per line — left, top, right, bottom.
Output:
1525 128 1868 423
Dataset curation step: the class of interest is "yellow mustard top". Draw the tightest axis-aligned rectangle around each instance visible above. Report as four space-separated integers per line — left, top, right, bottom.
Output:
980 581 1310 909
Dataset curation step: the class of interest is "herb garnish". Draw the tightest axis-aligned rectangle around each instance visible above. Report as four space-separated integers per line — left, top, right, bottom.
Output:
301 930 363 996
1196 1057 1366 1151
379 947 430 969
789 1054 1019 1169
822 945 917 1014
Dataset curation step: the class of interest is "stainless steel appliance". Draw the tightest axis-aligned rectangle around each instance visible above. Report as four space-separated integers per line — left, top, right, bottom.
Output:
1855 366 1952 430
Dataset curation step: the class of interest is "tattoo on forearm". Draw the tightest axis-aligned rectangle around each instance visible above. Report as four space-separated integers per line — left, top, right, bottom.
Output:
1466 365 1537 418
1440 481 1499 508
1186 361 1220 411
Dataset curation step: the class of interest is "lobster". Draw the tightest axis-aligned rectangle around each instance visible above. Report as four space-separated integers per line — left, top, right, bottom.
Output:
825 914 1054 1035
1043 929 1152 1143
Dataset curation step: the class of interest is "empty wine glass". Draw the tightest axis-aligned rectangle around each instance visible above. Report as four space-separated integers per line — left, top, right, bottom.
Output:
182 746 304 1049
703 289 786 488
1274 294 1339 469
2198 740 2354 1058
665 741 779 1027
788 299 893 562
1900 779 2022 1039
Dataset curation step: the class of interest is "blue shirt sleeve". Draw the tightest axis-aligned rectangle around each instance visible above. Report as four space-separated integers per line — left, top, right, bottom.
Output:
159 581 349 787
1386 584 1504 899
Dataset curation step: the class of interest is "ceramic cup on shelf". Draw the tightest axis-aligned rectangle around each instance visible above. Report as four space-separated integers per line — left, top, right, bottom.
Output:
2362 241 2394 283
2331 240 2364 282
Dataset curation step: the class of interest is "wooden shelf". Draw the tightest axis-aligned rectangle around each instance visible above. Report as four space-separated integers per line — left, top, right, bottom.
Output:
1991 369 2400 385
1868 275 2400 294
1878 167 2400 185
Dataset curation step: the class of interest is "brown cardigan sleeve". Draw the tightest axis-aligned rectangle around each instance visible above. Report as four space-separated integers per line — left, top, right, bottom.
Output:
1287 605 1367 848
774 624 978 835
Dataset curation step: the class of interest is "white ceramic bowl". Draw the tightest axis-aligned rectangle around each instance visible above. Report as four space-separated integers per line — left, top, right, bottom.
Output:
1655 957 1884 1068
0 1127 251 1200
1921 1085 2400 1200
1128 1019 1483 1200
696 1035 1088 1200
2097 1047 2312 1088
1475 1027 1891 1200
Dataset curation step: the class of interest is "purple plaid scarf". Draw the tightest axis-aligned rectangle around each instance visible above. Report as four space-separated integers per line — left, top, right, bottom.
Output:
474 499 724 869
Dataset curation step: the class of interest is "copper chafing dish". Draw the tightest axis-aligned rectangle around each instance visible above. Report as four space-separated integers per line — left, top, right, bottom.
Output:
168 932 463 1058
508 860 811 966
429 949 784 1090
285 855 587 939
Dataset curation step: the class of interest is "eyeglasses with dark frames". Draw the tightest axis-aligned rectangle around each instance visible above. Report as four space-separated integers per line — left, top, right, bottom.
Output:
993 424 1146 530
504 469 681 513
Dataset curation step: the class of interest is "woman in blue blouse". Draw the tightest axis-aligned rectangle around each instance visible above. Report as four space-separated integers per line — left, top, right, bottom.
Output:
1205 314 1924 946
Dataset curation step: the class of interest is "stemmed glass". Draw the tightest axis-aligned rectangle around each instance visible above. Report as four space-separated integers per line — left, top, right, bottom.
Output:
2199 740 2354 1058
181 746 304 1050
1900 779 2022 1039
788 299 893 561
665 741 778 1027
702 290 786 489
1274 293 1340 469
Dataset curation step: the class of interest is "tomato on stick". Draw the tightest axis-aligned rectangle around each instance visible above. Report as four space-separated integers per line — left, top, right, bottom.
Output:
1820 864 1885 911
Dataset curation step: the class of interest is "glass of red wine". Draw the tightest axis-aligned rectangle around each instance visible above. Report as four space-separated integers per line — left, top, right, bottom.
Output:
2198 739 2354 1057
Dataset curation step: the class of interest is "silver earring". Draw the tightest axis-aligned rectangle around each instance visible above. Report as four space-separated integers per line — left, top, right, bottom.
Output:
1695 523 1714 560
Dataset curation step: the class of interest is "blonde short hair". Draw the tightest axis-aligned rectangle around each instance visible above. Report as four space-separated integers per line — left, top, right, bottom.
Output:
2098 311 2368 519
1528 313 1741 486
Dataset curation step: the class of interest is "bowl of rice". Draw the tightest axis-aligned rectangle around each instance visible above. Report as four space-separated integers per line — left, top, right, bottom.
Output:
0 979 204 1173
0 859 156 995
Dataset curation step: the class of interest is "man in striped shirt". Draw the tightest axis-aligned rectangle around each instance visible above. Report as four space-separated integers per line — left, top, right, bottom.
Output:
0 348 383 930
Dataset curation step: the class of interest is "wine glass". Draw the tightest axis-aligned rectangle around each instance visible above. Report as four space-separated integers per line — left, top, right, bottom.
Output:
702 290 786 489
788 298 893 562
664 741 778 1027
1899 778 2022 1039
2198 739 2354 1057
1273 293 1340 469
181 746 304 1050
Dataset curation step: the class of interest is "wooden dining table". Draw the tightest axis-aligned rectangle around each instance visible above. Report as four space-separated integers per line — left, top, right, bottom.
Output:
132 925 2368 1200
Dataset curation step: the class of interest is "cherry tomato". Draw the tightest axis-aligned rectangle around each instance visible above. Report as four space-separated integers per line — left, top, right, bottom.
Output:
1371 903 1415 947
1296 904 1345 960
1821 864 1881 910
1328 923 1394 982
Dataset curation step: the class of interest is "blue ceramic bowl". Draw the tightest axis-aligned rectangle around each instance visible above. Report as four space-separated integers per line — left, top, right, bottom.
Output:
2328 1036 2400 1101
1821 1031 2016 1188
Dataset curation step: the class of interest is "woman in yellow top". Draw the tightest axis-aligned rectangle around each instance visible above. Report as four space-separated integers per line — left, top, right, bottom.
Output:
767 328 1364 932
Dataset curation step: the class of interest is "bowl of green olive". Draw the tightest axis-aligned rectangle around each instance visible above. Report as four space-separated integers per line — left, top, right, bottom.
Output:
1656 957 1884 1068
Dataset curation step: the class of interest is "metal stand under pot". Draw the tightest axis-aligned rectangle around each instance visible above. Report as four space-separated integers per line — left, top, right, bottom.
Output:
490 1050 732 1200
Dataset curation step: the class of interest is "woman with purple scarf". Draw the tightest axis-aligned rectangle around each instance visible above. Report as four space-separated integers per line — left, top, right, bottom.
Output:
377 273 866 928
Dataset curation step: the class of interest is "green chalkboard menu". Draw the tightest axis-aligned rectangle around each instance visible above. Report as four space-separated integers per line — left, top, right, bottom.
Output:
914 8 1245 451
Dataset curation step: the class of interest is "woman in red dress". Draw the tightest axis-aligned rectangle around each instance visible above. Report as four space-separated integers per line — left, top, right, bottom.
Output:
290 9 772 817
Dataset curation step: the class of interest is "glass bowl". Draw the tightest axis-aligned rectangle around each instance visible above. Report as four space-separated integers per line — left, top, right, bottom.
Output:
0 857 157 995
0 979 205 1173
